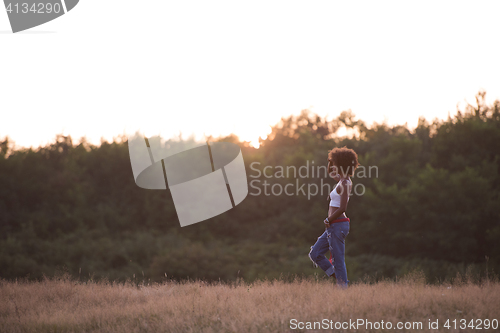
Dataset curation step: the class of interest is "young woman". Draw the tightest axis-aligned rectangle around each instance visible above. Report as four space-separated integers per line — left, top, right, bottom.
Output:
308 146 359 288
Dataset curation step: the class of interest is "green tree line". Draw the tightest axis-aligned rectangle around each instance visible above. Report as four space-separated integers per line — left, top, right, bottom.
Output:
1 91 499 284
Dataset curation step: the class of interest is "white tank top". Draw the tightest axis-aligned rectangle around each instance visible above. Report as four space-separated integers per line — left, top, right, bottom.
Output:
329 178 351 208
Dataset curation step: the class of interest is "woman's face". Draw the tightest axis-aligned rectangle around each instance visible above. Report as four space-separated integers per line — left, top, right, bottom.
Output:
328 160 341 180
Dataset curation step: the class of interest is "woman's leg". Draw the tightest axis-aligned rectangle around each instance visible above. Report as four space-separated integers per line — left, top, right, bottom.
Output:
327 221 350 288
309 230 336 277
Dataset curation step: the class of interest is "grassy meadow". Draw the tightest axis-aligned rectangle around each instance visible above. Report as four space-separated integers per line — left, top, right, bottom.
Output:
1 272 499 333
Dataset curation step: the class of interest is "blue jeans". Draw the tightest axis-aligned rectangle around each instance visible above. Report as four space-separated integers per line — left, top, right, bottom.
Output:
308 221 350 288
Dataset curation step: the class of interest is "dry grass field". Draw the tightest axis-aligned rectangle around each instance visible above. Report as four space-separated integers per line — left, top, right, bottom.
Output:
1 272 499 333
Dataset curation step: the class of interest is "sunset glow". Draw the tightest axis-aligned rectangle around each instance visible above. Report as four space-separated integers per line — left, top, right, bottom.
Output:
1 1 499 149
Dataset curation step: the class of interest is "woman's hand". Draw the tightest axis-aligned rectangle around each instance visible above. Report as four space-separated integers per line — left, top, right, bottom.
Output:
324 218 330 226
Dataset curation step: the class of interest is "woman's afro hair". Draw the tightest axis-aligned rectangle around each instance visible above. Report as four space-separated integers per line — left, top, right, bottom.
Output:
328 146 359 176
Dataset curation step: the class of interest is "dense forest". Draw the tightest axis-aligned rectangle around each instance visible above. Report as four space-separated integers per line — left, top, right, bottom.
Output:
1 91 499 284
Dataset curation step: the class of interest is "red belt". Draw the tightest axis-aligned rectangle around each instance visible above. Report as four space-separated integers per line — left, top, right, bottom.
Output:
328 217 350 225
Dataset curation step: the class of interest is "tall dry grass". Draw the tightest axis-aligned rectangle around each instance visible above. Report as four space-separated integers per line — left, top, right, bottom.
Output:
1 271 499 333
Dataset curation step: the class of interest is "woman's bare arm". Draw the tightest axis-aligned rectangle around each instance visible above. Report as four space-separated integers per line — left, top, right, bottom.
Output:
325 179 350 222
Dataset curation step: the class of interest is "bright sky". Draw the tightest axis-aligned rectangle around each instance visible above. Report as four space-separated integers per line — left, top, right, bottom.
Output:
1 0 499 149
